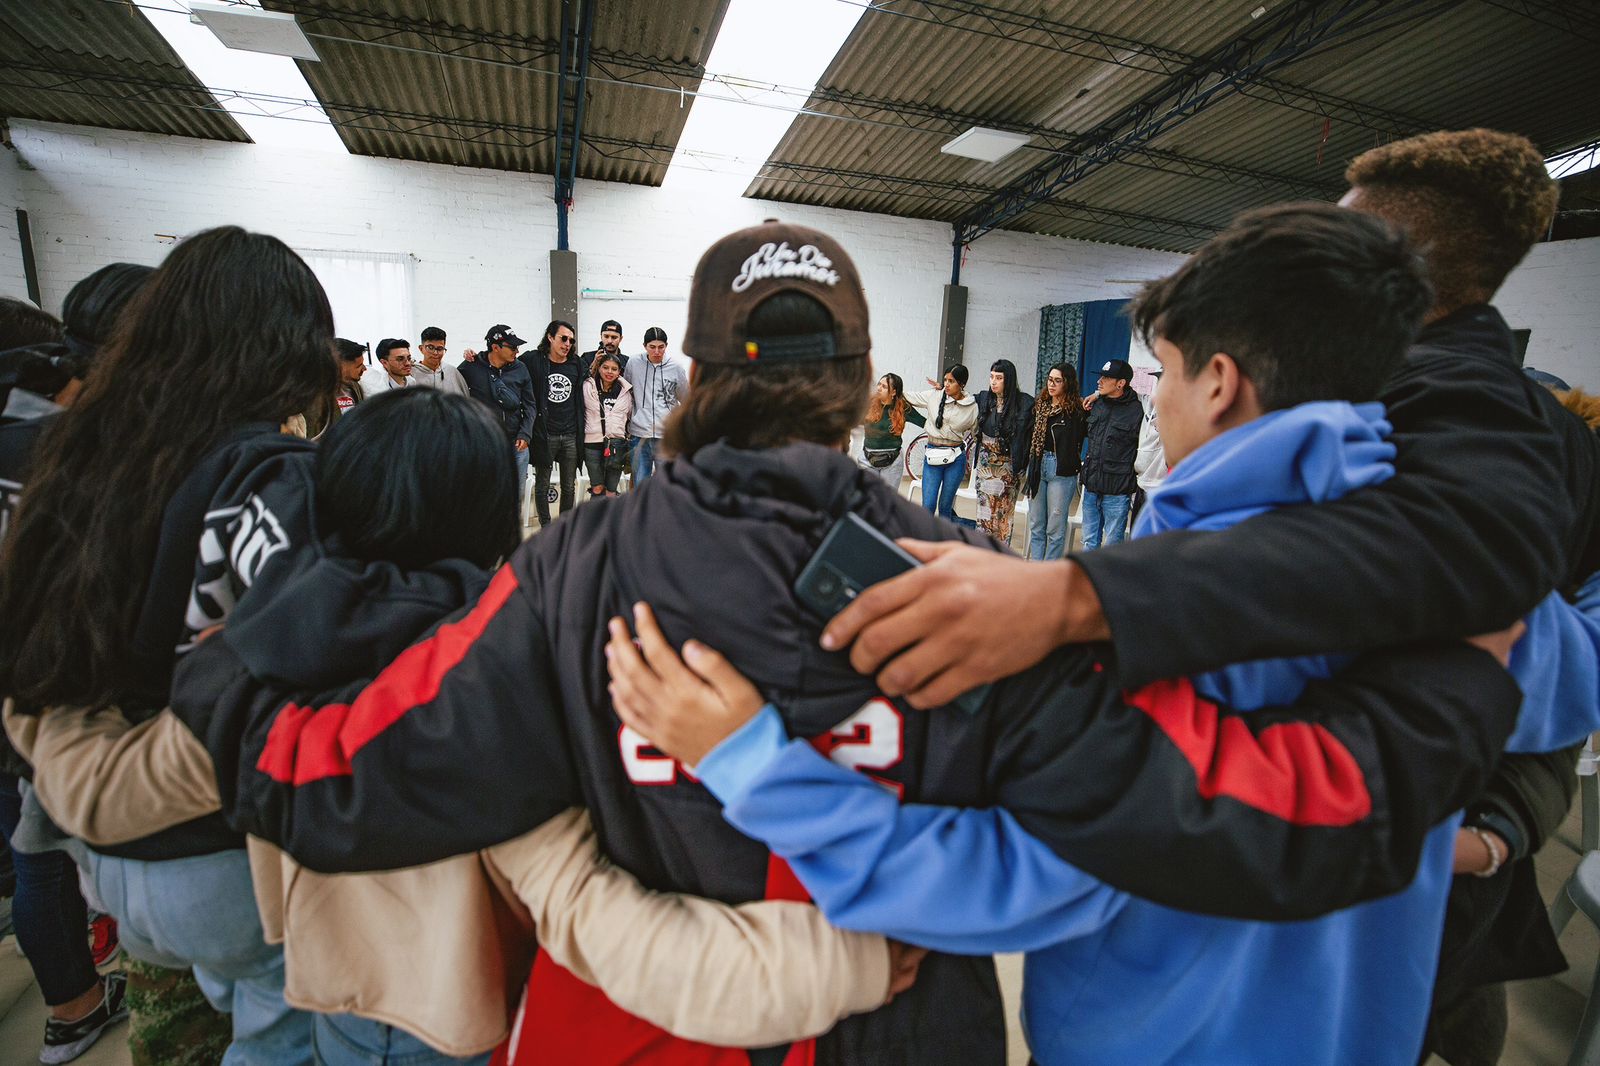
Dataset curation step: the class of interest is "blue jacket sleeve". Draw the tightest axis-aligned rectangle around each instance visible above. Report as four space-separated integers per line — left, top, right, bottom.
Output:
1504 577 1600 753
696 708 1127 954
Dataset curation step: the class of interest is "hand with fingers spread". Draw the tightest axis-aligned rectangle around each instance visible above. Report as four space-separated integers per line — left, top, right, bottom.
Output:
818 540 1107 710
606 603 765 767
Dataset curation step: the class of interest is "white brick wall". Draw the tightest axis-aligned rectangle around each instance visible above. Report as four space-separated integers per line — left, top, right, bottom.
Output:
17 118 1589 393
1496 237 1600 390
8 119 1182 389
0 144 30 302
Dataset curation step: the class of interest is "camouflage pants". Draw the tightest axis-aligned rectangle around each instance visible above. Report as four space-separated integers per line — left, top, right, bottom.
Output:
124 956 231 1066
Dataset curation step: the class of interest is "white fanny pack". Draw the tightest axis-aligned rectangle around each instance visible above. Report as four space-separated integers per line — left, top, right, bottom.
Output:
925 444 963 467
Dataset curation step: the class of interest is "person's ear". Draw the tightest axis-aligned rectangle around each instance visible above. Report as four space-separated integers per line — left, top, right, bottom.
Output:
1205 353 1243 425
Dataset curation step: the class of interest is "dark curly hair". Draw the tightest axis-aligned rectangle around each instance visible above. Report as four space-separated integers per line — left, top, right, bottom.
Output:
1344 128 1558 312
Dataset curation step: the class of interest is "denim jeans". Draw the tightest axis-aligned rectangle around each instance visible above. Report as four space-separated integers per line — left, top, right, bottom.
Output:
86 847 313 1065
632 437 662 484
534 435 580 524
1027 455 1078 561
513 442 531 523
313 1013 489 1066
921 451 966 521
1080 491 1132 551
0 774 98 1007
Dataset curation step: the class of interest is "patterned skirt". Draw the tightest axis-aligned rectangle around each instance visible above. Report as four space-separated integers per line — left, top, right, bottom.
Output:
973 435 1018 543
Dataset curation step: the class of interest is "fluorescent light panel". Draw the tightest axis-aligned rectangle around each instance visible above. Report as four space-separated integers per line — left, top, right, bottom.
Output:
940 127 1031 163
136 0 344 153
188 2 320 61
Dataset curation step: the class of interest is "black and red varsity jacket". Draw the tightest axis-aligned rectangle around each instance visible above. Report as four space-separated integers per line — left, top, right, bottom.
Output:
172 441 1523 1065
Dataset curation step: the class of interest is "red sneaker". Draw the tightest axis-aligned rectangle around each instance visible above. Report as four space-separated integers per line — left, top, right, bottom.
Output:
87 912 119 967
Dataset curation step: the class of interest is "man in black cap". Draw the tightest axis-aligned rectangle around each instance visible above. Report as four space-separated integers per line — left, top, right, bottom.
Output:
1079 357 1143 549
583 319 628 373
459 324 537 517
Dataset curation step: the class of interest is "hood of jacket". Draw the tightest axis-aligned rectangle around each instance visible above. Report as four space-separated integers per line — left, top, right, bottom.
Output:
1138 401 1395 537
573 440 994 735
223 547 490 690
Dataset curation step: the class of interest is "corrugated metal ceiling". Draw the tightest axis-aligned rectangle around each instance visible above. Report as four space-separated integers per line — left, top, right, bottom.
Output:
260 0 730 183
747 0 1600 251
0 0 249 143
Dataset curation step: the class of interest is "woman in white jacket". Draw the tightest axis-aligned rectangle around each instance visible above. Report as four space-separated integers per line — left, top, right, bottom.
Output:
583 353 634 498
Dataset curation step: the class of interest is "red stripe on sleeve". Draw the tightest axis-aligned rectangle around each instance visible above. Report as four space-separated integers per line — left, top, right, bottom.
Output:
1125 677 1373 827
255 564 522 786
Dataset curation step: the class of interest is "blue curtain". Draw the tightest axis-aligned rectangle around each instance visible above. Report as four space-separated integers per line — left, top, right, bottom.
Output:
1036 303 1086 396
1081 298 1132 396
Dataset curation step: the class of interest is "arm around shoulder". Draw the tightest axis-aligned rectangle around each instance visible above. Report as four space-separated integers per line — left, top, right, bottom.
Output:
485 809 891 1047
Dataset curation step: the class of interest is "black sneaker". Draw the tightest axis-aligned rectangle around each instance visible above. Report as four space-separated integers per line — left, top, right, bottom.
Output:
40 971 128 1064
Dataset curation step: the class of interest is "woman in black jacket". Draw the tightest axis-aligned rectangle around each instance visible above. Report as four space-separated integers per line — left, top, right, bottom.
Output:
971 358 1033 544
1024 363 1086 560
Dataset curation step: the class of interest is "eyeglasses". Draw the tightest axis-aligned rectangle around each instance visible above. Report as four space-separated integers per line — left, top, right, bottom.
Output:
421 343 446 354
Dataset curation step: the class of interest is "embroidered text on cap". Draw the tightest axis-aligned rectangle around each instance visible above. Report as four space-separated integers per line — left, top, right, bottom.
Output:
731 242 841 293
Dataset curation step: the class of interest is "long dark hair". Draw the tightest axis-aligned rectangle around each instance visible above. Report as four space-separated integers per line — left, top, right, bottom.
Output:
0 226 337 707
319 389 518 571
664 293 872 458
866 372 907 435
536 320 575 359
1030 361 1084 459
935 363 968 430
989 359 1021 419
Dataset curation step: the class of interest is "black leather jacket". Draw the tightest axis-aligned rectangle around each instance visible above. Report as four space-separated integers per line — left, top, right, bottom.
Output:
1080 389 1144 495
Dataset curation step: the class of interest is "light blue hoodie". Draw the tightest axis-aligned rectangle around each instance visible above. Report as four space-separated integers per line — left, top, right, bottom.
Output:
695 400 1600 1065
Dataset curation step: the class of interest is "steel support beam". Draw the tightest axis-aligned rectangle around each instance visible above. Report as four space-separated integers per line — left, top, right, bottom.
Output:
553 0 596 251
955 0 1452 245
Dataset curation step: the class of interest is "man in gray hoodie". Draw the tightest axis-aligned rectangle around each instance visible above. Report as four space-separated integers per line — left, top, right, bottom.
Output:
622 326 689 483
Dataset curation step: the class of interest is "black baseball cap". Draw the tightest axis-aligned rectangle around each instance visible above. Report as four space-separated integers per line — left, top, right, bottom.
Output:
1097 358 1134 382
485 324 528 349
601 319 623 334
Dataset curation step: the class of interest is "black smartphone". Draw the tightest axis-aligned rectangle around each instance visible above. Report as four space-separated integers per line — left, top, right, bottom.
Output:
795 513 990 716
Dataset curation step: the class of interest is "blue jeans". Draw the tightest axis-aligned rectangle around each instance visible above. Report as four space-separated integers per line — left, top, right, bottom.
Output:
1081 491 1132 551
0 774 98 1007
1027 455 1078 561
313 1013 488 1066
921 451 966 521
86 848 313 1065
513 443 531 522
632 437 661 483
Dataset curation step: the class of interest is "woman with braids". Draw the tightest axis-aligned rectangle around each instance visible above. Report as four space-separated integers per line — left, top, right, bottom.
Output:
1024 363 1086 560
857 372 924 493
970 358 1033 544
904 364 976 521
0 226 339 1062
582 351 633 498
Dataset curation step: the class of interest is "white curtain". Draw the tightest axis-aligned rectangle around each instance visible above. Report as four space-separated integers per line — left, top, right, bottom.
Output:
297 248 415 364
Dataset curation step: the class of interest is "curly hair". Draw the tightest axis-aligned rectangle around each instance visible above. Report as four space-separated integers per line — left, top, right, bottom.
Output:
1344 129 1557 311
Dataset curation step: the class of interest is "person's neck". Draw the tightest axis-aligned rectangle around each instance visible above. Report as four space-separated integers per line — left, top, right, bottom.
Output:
387 370 407 385
488 351 514 369
1422 296 1490 326
550 350 569 364
420 356 442 372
